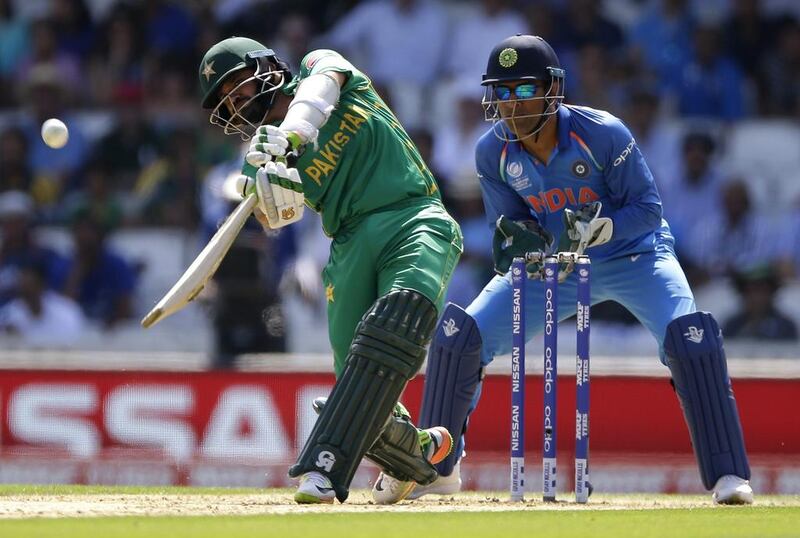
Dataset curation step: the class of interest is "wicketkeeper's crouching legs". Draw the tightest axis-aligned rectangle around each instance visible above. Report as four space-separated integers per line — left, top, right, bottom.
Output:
288 289 438 502
418 303 483 476
664 311 753 504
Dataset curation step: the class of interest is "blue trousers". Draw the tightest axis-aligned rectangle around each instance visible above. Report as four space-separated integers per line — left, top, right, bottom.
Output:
467 248 695 368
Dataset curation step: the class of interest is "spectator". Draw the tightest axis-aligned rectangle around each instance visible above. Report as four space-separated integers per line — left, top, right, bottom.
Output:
412 120 489 309
61 211 136 327
51 0 95 60
211 0 261 28
143 53 198 129
200 154 291 366
774 208 800 281
676 25 747 120
445 0 529 84
723 0 780 81
14 16 81 93
550 0 624 54
0 191 69 306
194 6 223 70
8 0 52 20
0 259 86 347
0 126 33 193
271 12 315 73
59 159 124 229
659 131 724 247
278 211 331 355
565 44 627 111
442 179 491 309
130 127 199 228
142 0 196 58
85 4 145 106
523 0 557 46
680 179 777 287
621 84 680 184
18 63 92 211
628 0 694 90
93 86 162 195
0 0 29 108
432 81 486 192
760 17 800 117
724 265 798 341
324 0 448 127
210 218 289 367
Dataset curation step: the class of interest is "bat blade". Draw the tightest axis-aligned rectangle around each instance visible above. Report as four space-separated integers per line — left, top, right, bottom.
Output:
141 193 258 328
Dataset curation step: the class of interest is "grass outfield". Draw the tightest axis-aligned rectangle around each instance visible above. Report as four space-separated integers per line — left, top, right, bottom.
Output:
0 485 798 538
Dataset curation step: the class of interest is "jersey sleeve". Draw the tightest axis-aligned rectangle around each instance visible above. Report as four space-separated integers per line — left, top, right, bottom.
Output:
597 117 663 241
475 131 534 229
297 49 369 93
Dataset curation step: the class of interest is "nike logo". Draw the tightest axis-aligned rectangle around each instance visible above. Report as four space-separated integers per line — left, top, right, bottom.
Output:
630 254 641 262
374 476 385 492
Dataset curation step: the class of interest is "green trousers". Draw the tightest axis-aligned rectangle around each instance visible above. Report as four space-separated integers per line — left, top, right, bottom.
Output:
322 200 463 376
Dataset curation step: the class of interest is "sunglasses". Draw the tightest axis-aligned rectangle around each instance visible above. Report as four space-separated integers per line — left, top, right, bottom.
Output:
493 83 539 101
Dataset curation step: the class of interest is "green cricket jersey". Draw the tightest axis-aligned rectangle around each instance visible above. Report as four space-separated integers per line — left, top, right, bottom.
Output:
282 49 440 237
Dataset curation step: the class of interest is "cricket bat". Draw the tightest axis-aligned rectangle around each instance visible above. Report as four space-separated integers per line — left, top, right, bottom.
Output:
141 192 258 328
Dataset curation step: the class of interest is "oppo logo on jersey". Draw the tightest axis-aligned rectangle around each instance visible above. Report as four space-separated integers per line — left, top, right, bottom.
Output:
527 186 600 214
613 138 636 167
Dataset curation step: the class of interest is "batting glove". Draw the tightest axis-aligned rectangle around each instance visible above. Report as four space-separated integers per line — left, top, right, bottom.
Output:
240 161 305 229
245 125 305 167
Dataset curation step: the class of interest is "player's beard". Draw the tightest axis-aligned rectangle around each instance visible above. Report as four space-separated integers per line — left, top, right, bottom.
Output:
238 96 268 127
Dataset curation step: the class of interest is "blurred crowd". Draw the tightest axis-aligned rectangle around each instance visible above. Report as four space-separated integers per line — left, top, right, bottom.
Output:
0 0 798 358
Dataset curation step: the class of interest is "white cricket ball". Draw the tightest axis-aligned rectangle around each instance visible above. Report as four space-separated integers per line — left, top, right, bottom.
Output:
41 118 69 149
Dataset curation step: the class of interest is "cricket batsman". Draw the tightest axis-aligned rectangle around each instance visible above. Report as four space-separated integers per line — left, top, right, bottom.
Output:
197 37 461 504
378 34 753 505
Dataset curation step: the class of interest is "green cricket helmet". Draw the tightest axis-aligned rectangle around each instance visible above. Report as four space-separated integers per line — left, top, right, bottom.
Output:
199 36 291 140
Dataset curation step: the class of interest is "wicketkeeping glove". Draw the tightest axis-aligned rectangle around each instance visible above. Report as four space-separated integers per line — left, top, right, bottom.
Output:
556 201 613 280
492 215 554 278
240 160 305 229
245 125 306 167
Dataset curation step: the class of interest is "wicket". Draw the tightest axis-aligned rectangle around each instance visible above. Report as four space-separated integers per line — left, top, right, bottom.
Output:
510 253 591 503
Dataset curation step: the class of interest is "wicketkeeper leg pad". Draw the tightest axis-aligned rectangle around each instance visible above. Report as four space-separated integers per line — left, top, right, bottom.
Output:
313 398 439 485
289 289 438 502
418 303 483 476
664 311 751 490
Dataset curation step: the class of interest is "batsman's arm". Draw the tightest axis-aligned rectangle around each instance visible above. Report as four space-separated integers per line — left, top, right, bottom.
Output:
279 70 344 149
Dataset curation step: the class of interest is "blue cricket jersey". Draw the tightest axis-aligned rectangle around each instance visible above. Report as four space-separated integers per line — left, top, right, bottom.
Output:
475 104 674 260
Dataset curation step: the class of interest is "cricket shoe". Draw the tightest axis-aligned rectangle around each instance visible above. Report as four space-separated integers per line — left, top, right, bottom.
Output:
407 460 462 499
712 475 754 505
294 471 336 504
372 426 453 505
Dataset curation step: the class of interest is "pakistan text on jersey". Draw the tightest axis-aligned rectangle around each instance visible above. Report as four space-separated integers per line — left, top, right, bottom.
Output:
527 186 600 214
304 104 370 185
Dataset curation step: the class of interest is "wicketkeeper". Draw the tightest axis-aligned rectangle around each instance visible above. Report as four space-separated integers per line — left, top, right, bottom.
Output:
389 34 753 506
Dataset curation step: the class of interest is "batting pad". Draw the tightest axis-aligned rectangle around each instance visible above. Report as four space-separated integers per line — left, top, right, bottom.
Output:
664 311 751 490
289 289 437 502
313 397 439 485
419 303 483 476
